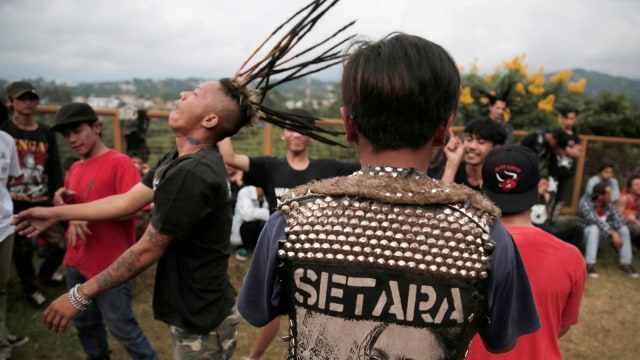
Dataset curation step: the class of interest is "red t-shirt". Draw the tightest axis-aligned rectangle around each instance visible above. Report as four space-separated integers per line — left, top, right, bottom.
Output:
63 150 142 278
466 226 586 360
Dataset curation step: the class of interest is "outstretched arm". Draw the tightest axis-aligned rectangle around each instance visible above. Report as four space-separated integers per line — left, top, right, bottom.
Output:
218 137 251 172
43 223 171 332
12 182 153 238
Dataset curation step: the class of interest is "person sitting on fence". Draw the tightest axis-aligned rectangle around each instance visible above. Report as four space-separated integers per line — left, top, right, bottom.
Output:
577 182 638 278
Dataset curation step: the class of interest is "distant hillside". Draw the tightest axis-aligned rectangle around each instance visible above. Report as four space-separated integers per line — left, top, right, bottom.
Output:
560 68 640 100
3 69 640 103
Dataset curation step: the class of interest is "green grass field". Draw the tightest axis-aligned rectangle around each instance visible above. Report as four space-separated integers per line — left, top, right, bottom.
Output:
6 241 640 359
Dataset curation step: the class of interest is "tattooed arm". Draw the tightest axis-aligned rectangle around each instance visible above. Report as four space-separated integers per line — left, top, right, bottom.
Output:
43 224 171 333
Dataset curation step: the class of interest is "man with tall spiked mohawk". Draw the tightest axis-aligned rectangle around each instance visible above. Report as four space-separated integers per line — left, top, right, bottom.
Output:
239 33 540 359
11 1 355 358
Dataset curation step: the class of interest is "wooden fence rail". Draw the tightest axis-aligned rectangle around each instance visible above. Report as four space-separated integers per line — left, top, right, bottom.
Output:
35 106 640 215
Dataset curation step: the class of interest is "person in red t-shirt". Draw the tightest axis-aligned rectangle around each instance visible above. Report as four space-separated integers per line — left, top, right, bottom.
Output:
616 175 640 247
50 103 157 360
466 145 586 360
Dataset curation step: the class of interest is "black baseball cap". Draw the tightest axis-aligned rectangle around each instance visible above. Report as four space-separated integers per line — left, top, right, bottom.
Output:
5 81 39 99
51 103 98 132
482 145 540 214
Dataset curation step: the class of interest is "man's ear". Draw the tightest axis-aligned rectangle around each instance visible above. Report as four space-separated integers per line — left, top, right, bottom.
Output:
340 106 358 143
202 114 219 129
432 113 455 147
92 121 103 135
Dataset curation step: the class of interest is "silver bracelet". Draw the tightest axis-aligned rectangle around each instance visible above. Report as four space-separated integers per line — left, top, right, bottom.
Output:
68 284 92 311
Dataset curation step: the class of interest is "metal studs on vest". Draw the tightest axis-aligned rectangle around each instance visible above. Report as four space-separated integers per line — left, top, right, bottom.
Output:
278 195 494 280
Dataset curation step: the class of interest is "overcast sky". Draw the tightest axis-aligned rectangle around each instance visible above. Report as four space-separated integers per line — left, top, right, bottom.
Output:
1 0 639 83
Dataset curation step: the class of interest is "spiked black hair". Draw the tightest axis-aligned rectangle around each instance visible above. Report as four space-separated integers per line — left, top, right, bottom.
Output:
223 0 355 146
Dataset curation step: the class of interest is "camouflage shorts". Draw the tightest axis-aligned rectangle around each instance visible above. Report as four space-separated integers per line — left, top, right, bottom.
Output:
170 306 240 360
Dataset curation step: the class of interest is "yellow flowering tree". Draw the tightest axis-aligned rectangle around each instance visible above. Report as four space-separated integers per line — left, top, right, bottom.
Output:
455 54 587 130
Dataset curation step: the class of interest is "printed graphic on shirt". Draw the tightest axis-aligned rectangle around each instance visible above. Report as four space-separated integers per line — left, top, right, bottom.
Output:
275 186 291 199
9 140 50 202
287 263 474 359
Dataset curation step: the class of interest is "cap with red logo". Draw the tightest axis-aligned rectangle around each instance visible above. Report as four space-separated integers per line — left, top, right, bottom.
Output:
482 145 540 214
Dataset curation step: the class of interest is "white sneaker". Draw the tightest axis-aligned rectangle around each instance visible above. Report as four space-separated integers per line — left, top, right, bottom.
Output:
8 334 29 347
29 290 47 306
50 271 64 282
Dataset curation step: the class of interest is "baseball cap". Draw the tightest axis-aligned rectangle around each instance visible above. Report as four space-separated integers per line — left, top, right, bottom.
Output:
482 145 540 214
5 81 39 99
51 103 98 132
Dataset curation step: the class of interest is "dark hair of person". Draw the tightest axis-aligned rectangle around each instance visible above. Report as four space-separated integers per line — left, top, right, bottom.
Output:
559 106 579 117
591 182 610 200
598 163 614 172
56 119 98 134
218 78 253 139
463 118 508 145
341 32 460 151
0 99 8 126
488 97 505 106
627 175 640 190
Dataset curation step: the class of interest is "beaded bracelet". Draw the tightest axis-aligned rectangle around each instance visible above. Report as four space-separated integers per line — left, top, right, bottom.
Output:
68 284 92 311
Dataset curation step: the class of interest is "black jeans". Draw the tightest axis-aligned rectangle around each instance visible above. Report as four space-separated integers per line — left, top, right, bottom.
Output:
12 223 66 295
239 220 265 250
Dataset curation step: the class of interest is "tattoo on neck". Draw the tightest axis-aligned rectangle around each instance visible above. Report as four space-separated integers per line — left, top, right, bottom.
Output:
187 137 201 145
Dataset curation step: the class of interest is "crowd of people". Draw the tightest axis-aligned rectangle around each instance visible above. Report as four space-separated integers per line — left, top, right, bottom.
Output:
0 5 638 360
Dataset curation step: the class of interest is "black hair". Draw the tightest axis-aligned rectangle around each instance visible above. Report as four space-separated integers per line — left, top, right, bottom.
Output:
464 118 507 145
598 164 614 172
55 119 98 134
342 33 460 151
559 106 579 117
591 182 610 200
627 175 640 190
551 128 570 148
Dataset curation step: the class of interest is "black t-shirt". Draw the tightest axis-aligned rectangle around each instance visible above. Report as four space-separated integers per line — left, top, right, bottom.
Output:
244 157 360 213
1 120 63 211
548 130 581 179
141 148 236 332
453 161 482 192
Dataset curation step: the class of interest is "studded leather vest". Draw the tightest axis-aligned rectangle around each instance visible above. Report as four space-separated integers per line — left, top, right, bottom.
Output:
277 167 500 360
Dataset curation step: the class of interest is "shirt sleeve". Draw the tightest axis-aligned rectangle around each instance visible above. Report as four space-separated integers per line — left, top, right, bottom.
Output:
585 176 598 195
579 200 612 234
236 186 270 222
609 204 628 230
9 141 22 178
478 221 541 351
561 246 587 328
238 212 287 326
243 157 271 188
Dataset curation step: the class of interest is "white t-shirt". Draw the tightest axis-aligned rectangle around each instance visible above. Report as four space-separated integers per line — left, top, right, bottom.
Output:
0 130 22 242
230 185 270 246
